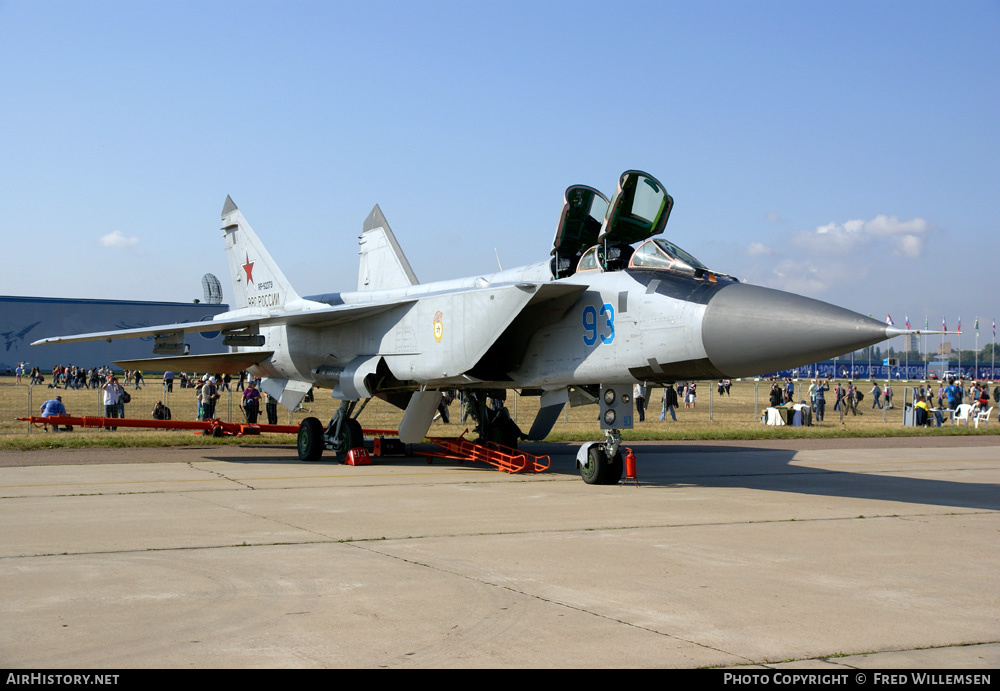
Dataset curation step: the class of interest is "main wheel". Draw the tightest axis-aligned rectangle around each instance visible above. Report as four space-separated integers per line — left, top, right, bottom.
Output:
297 417 324 462
580 445 607 485
336 418 364 461
602 450 624 485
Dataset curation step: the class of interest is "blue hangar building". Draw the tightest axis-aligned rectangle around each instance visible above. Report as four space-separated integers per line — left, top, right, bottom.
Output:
1 295 229 372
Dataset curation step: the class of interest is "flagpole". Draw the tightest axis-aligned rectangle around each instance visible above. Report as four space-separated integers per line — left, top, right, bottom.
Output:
923 316 928 380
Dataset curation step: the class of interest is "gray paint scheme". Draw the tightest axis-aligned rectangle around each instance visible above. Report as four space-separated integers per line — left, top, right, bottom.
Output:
701 283 892 378
33 188 900 444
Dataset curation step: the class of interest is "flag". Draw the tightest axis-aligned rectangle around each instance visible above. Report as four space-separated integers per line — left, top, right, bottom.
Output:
975 318 979 337
943 316 947 332
886 314 894 326
958 316 962 333
925 316 929 330
905 315 911 330
993 319 996 338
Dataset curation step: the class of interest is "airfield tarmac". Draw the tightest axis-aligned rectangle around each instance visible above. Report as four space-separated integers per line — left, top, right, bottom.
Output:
0 437 997 669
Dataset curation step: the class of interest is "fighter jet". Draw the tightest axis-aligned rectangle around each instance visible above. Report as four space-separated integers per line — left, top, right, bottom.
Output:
33 170 904 483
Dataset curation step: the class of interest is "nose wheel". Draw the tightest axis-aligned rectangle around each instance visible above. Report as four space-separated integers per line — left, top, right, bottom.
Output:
578 439 624 485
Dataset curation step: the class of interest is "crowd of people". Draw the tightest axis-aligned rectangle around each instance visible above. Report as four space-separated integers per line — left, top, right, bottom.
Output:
25 364 282 429
25 362 1000 433
645 381 700 422
16 362 122 390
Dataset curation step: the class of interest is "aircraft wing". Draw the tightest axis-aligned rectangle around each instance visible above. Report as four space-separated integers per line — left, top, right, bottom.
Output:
30 300 417 346
113 351 275 374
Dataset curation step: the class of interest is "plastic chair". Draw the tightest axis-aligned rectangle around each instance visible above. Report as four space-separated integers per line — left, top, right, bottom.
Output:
952 403 973 426
974 406 993 429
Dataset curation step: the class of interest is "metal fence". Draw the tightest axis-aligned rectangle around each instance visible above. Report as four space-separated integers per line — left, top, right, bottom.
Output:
4 375 960 437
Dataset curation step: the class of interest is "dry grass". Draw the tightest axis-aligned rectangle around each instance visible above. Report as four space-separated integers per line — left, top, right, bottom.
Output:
4 375 997 451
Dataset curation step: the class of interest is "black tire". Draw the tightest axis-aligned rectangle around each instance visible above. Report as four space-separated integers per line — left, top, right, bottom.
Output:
580 445 607 485
602 450 624 485
297 417 324 462
336 418 364 461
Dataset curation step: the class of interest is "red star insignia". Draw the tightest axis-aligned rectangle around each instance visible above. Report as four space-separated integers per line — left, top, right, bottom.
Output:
242 253 254 289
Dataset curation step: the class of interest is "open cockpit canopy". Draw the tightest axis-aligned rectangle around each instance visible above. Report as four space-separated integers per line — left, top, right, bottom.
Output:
550 170 735 283
550 185 609 279
551 171 671 278
598 170 673 246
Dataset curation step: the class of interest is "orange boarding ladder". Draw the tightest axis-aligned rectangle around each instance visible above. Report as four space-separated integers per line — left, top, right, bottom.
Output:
425 431 550 474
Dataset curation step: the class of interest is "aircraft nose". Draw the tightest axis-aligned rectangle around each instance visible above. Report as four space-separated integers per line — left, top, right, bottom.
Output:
701 283 890 378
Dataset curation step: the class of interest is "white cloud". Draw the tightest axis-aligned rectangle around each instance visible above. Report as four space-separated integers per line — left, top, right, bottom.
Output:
765 259 862 296
99 230 139 249
744 241 776 257
792 215 933 258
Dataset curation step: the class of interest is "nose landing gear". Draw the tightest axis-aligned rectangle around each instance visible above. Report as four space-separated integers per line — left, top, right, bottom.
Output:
577 429 624 485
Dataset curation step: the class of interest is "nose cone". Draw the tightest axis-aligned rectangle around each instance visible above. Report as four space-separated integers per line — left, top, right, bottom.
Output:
702 283 890 378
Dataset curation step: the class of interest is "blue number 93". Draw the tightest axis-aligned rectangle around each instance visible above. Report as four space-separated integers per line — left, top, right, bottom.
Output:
583 303 615 346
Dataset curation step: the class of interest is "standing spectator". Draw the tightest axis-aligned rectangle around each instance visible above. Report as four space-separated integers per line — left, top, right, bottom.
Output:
633 382 647 422
435 390 453 423
117 379 130 418
660 384 678 422
944 379 962 410
200 376 219 420
870 382 883 409
265 391 279 424
883 383 894 409
103 376 120 430
241 381 261 423
194 377 205 419
843 382 859 416
769 382 783 408
163 371 174 393
813 379 829 422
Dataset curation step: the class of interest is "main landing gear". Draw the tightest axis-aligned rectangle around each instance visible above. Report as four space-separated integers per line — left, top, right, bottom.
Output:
297 400 364 462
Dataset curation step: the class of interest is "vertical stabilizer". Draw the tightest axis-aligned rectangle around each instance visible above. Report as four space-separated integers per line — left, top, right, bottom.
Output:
221 196 302 310
357 205 419 291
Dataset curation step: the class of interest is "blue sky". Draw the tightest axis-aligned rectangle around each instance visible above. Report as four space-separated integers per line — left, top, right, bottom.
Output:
2 1 998 347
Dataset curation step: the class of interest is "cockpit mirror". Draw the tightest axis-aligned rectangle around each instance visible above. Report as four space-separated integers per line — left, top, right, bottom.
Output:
598 171 673 246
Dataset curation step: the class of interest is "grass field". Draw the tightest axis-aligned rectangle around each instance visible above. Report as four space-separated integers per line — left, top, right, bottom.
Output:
5 375 998 451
